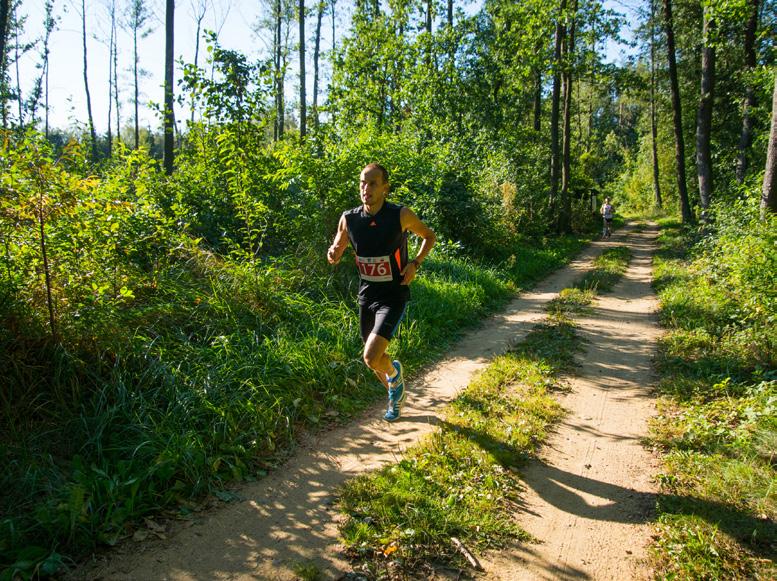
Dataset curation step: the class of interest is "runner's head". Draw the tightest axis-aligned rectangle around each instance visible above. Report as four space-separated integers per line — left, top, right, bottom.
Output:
360 164 390 208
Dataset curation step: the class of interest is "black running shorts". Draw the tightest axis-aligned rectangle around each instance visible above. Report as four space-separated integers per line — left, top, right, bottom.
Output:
359 299 408 343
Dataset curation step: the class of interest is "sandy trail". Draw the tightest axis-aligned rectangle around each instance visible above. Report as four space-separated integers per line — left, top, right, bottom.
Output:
481 224 660 580
73 225 659 581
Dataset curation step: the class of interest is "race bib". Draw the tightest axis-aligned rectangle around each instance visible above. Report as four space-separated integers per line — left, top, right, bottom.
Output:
355 255 393 282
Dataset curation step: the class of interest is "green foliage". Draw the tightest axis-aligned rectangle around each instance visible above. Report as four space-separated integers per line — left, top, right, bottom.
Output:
179 32 272 125
0 124 592 576
649 203 777 579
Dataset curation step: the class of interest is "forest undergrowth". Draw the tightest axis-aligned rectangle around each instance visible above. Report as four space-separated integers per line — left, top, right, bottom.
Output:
650 201 776 579
0 130 598 578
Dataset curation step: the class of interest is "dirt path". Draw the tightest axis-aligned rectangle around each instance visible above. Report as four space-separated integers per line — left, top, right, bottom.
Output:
481 224 661 580
73 225 659 581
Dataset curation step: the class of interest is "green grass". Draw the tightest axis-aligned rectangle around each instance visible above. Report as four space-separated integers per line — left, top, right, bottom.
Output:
336 242 631 576
649 211 777 580
0 235 589 577
546 246 631 317
337 318 575 576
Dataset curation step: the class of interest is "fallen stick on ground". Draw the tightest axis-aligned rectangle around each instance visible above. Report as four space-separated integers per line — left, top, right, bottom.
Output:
451 537 483 571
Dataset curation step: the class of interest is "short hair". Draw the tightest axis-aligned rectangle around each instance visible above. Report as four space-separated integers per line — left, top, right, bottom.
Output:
362 163 389 185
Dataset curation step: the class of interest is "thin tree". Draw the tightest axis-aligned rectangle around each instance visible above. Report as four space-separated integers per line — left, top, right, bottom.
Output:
274 0 283 140
298 0 306 137
559 0 577 234
25 1 52 129
330 0 336 55
550 0 567 208
761 70 777 216
736 0 760 183
189 0 207 124
127 0 150 150
163 0 174 175
424 0 433 69
650 0 662 208
0 0 7 76
0 0 9 127
42 0 54 138
112 2 120 143
696 4 715 214
534 60 542 131
12 3 21 124
106 0 116 156
662 0 693 223
312 0 323 134
80 0 97 160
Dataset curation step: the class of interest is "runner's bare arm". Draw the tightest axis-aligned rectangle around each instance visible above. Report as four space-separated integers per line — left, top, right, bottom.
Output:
327 215 349 265
399 207 436 285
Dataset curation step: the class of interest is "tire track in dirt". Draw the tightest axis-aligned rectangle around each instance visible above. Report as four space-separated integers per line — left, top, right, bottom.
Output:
481 224 661 581
71 232 637 581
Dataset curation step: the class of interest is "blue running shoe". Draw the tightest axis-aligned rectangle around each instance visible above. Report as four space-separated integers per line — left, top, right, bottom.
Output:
383 360 406 422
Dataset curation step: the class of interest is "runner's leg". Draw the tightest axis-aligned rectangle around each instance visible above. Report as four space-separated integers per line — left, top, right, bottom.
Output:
361 301 407 390
363 333 394 389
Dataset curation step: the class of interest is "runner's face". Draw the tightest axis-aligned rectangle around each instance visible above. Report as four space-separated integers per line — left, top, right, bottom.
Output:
360 168 388 207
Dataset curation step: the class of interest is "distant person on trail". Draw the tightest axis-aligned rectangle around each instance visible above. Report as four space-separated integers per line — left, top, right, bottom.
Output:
327 164 436 422
600 197 615 239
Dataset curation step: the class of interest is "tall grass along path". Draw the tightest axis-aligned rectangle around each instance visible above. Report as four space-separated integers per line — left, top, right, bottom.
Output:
71 226 648 581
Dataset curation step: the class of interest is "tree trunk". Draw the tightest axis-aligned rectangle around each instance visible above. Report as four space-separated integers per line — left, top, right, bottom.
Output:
113 17 120 143
107 1 115 157
275 0 283 140
425 0 432 69
663 0 693 223
312 0 323 134
696 5 714 213
37 190 57 342
133 23 140 149
163 0 174 175
0 0 9 128
736 0 759 183
559 0 577 234
81 0 97 161
0 0 8 78
650 0 662 208
43 0 54 138
761 71 777 216
550 0 567 208
14 7 21 124
191 2 206 125
534 67 542 132
331 0 336 55
299 0 306 138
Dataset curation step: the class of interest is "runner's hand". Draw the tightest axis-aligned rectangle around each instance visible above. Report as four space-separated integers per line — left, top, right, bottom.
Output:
327 246 340 265
400 262 417 285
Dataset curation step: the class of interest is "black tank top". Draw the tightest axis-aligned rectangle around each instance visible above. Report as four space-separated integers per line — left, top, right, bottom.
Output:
343 201 410 305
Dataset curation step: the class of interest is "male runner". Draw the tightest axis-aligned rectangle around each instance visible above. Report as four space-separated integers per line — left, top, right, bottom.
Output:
600 197 615 238
327 163 436 422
